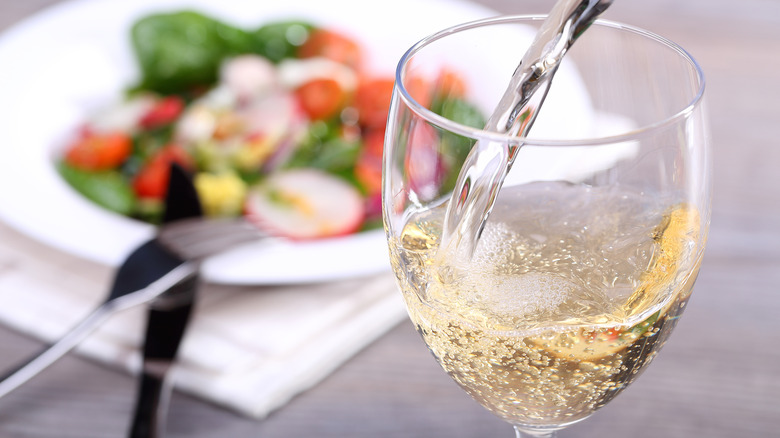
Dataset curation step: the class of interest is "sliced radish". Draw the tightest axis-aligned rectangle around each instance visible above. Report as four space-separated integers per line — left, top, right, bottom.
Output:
220 55 278 101
90 94 156 134
238 92 304 141
176 104 217 143
245 169 365 239
277 57 358 93
405 122 445 201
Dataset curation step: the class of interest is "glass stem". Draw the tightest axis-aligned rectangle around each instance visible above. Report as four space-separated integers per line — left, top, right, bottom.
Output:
514 426 558 438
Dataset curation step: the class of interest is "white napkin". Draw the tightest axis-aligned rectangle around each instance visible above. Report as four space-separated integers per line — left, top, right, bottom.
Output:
0 222 407 418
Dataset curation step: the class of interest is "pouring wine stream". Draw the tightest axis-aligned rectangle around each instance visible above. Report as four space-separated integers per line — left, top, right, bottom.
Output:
439 0 613 259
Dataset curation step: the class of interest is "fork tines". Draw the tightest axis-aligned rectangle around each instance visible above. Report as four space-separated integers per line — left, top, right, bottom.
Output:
157 218 268 260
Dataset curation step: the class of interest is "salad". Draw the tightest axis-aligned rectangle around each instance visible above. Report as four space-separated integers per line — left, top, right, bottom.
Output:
57 11 484 239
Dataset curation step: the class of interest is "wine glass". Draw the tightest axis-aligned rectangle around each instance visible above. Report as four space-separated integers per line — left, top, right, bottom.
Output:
382 15 711 438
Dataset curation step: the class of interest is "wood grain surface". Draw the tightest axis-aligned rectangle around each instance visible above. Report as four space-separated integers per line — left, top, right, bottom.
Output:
0 0 778 437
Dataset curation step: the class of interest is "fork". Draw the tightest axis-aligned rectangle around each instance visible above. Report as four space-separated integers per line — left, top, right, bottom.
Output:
156 217 269 260
0 219 267 400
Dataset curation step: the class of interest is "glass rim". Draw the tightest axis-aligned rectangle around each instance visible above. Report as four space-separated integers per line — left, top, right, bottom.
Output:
394 15 707 147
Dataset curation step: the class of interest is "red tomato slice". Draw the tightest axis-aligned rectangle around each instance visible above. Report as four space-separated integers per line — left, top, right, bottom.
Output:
355 127 384 196
355 153 382 196
406 76 433 109
298 29 362 69
132 144 194 200
362 127 385 160
294 78 347 121
139 96 185 130
435 68 467 98
354 78 394 128
64 131 132 171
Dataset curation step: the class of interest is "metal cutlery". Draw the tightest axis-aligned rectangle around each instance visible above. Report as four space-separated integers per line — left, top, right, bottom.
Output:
0 166 265 401
0 240 196 400
127 163 201 438
156 216 268 261
127 273 197 438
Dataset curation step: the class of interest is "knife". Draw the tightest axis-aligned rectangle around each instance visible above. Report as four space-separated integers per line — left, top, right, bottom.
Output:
0 203 193 400
128 164 202 438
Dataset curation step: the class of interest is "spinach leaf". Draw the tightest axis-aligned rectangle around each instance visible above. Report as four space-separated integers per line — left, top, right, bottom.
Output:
250 21 314 63
131 11 252 94
433 96 486 130
58 163 137 215
285 120 361 181
432 97 486 191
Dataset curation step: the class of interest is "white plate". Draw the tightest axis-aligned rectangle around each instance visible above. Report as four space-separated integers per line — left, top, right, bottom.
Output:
0 0 504 284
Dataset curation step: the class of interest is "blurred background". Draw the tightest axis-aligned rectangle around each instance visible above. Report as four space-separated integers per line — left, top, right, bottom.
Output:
0 0 777 437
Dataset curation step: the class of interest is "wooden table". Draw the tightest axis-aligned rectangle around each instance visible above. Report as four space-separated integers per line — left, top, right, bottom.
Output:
0 1 778 436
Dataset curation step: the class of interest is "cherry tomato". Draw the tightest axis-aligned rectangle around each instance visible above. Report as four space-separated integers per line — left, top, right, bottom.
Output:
64 131 132 171
298 29 362 69
603 328 622 341
355 152 382 196
355 159 382 195
406 76 433 109
435 68 467 98
362 126 385 160
586 327 622 343
139 96 185 130
354 78 394 128
132 144 194 199
294 78 347 120
355 128 384 198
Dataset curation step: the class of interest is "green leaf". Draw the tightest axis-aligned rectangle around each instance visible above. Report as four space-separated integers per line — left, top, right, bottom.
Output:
286 121 361 175
58 163 137 215
359 217 384 232
131 11 252 94
432 97 486 191
433 95 486 130
250 21 315 63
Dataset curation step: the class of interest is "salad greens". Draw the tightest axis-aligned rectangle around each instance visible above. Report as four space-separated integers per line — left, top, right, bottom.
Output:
58 10 486 240
284 120 362 184
250 21 315 63
58 163 136 215
431 96 486 192
131 12 312 94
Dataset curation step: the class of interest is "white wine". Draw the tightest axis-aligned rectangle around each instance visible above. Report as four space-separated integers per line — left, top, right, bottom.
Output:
388 182 702 427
